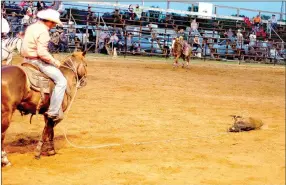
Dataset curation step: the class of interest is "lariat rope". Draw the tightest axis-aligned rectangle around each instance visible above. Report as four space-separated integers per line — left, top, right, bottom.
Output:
58 58 230 149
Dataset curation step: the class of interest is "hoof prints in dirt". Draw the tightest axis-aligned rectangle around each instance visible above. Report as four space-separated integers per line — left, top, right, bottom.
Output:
5 135 77 154
10 137 38 147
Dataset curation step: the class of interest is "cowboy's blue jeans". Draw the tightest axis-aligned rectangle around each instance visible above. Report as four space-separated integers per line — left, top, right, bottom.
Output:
25 59 67 116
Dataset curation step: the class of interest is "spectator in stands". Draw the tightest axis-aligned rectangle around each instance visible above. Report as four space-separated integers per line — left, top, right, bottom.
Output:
58 1 67 18
108 32 119 49
177 28 185 38
249 31 256 46
37 1 46 11
74 36 81 51
87 6 96 25
193 35 202 57
113 9 122 23
236 29 243 48
190 19 199 34
31 14 38 23
49 27 62 52
27 1 37 17
193 35 201 50
165 14 173 25
68 21 76 41
8 12 19 37
50 1 60 10
126 33 134 52
18 0 26 13
268 14 277 30
224 28 234 42
262 38 268 48
98 29 108 51
59 28 68 52
21 11 31 32
134 4 143 21
128 4 135 20
253 15 261 28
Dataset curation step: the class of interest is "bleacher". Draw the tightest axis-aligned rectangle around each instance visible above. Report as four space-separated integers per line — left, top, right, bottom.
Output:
2 1 286 64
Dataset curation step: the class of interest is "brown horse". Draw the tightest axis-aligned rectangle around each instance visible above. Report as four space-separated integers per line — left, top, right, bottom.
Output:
173 39 192 68
1 51 88 167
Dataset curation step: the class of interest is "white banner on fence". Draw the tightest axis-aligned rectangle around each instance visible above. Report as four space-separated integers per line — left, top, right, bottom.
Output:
198 2 213 19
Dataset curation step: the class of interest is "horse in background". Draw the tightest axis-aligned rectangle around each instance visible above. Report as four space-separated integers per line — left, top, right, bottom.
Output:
1 36 23 65
172 38 192 68
1 51 88 167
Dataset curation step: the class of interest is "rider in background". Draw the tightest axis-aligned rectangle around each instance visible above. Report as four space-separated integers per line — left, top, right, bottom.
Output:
21 9 66 122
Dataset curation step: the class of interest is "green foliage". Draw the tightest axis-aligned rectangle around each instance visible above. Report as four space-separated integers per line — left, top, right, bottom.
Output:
260 14 270 20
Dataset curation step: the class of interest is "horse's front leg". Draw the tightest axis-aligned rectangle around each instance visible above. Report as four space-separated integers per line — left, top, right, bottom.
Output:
35 117 55 159
2 133 11 167
5 54 12 65
185 56 190 69
173 54 180 68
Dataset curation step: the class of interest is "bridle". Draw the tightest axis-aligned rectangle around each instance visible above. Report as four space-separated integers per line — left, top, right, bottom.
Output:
1 37 23 64
60 57 87 89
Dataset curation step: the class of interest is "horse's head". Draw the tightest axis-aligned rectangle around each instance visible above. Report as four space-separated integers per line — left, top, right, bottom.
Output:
62 51 88 88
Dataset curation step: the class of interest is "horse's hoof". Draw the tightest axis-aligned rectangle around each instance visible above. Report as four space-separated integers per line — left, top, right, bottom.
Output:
35 155 41 160
2 162 12 167
41 150 56 156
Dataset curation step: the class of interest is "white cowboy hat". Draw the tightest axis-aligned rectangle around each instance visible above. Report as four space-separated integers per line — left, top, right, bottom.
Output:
37 9 63 26
1 17 10 33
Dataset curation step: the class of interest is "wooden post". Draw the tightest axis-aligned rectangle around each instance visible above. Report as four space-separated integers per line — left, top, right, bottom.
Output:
67 8 71 46
214 6 217 15
85 20 89 51
139 19 142 54
124 26 127 58
191 4 194 12
237 8 240 17
95 13 100 53
167 0 170 9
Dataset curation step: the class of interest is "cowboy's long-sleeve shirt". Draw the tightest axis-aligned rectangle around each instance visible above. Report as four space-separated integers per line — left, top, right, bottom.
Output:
21 21 57 64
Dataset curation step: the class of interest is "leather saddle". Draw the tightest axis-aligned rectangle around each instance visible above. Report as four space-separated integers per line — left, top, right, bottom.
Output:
21 62 53 94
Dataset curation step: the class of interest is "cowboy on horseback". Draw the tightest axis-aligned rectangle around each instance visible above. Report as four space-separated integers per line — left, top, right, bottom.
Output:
173 36 191 68
21 9 66 122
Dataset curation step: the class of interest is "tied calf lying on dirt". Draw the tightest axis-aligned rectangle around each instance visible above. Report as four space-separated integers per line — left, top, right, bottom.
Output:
228 115 266 132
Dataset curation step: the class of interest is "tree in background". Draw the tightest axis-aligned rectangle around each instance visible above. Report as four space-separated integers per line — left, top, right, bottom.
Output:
260 14 271 20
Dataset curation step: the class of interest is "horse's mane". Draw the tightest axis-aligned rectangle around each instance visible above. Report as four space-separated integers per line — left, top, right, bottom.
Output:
60 52 85 69
174 40 183 52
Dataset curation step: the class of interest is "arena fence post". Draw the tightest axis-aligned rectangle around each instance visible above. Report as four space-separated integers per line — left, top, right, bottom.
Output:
85 20 89 51
95 13 100 53
124 26 127 58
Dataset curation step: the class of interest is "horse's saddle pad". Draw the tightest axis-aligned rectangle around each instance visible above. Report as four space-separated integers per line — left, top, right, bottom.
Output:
21 63 51 94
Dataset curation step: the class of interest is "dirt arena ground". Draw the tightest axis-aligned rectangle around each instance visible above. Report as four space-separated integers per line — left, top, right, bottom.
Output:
2 55 285 185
